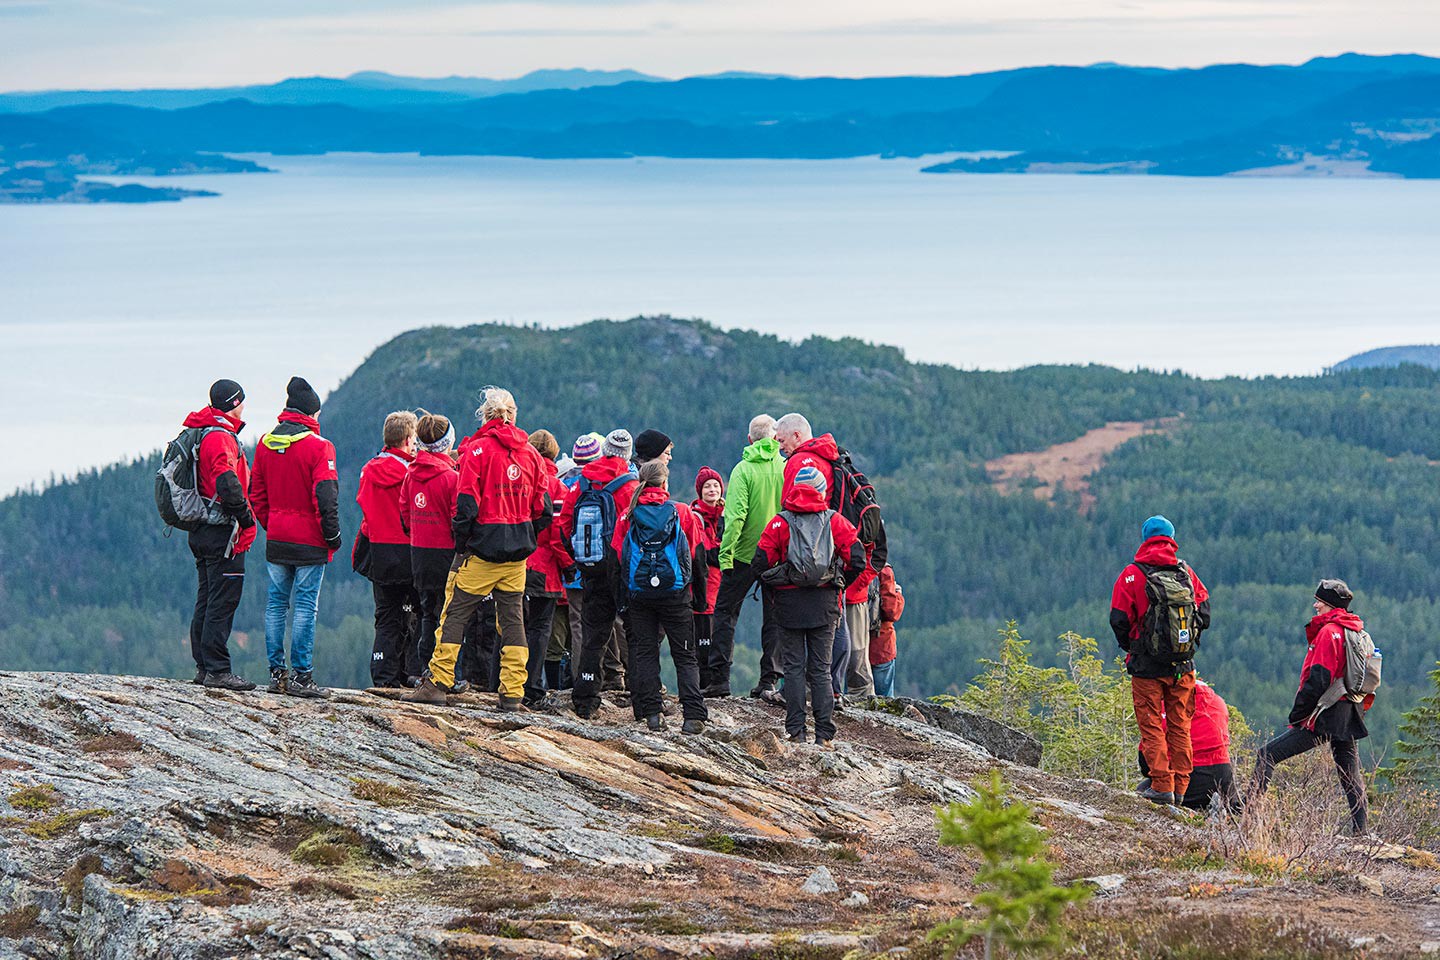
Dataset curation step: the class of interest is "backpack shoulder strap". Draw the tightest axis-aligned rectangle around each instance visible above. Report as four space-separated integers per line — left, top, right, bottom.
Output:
602 475 630 495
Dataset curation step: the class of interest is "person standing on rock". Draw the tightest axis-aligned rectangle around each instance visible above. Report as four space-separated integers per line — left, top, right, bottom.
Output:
522 429 568 708
558 429 640 719
710 415 785 701
400 413 460 687
182 379 259 691
558 434 627 692
408 387 552 711
1244 579 1370 835
751 464 866 748
690 466 725 690
1109 515 1211 806
248 377 340 699
611 460 710 733
355 411 419 689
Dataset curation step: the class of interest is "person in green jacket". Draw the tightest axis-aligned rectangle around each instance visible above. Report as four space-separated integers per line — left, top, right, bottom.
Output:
707 414 786 701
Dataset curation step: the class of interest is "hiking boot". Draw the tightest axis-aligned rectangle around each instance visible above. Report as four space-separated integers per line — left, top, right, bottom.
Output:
1138 786 1176 806
449 679 471 695
788 732 808 744
759 689 785 707
703 684 732 699
404 678 448 705
287 671 329 700
402 675 422 689
681 719 705 736
203 672 256 692
646 714 666 732
498 696 524 713
574 704 597 720
266 668 288 695
1135 778 1152 795
749 684 772 699
816 739 835 751
191 667 206 685
832 695 845 713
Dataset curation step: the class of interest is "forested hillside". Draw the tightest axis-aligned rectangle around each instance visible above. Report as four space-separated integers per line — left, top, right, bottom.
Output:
0 317 1435 758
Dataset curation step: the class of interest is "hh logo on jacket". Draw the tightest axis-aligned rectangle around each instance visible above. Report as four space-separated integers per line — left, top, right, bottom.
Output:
414 492 428 509
506 464 520 481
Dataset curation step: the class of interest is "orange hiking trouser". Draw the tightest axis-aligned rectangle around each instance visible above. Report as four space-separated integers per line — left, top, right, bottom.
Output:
1131 672 1196 796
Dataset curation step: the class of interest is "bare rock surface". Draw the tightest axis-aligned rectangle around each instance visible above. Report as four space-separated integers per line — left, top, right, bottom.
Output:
0 671 1437 958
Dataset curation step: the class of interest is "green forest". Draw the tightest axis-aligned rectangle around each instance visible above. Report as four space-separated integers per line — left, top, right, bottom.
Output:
1 317 1436 763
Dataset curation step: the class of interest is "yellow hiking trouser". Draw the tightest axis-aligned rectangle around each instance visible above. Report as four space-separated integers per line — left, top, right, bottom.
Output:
429 556 527 696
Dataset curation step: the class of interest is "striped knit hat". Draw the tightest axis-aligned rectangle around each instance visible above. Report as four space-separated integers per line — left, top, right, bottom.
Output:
572 432 603 463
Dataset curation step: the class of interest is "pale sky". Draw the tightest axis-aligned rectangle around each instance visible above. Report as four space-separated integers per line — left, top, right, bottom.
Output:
1 0 1438 91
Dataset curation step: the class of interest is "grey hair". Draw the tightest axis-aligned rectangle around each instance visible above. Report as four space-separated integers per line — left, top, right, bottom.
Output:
475 385 517 424
775 413 812 441
747 414 777 442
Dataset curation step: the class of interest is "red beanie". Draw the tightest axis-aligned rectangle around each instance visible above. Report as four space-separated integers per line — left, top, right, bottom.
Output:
695 466 724 499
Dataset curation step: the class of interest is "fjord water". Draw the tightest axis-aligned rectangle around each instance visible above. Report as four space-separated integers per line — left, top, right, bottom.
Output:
4 153 1440 493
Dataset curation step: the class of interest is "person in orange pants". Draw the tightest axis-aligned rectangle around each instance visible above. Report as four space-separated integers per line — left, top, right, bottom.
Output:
1110 515 1211 806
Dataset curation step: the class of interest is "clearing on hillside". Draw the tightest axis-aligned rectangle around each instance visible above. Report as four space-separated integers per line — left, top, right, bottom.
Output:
987 417 1179 512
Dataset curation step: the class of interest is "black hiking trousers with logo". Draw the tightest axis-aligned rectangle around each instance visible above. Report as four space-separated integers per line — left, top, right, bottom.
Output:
371 580 418 687
780 623 837 743
628 594 708 723
571 565 632 715
190 553 246 676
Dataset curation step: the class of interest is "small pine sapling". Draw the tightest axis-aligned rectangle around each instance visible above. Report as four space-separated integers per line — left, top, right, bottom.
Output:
929 770 1089 960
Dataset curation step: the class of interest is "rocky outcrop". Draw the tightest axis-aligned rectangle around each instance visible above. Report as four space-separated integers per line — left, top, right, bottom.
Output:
0 671 1437 959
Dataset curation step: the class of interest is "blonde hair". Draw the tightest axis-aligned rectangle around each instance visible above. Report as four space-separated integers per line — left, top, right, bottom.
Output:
629 459 669 513
528 428 559 460
382 410 418 448
476 385 517 425
748 414 777 441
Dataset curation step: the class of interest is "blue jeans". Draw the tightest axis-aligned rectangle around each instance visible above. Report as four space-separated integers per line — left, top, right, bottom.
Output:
872 658 896 697
266 562 326 673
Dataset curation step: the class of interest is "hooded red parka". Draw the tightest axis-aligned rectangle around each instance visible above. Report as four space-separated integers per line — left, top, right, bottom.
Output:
400 449 459 591
356 446 414 584
1291 607 1369 741
250 410 340 565
452 420 551 563
182 406 256 558
1109 535 1211 679
752 478 866 630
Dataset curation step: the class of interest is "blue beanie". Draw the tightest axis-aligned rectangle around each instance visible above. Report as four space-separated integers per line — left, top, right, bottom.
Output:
1141 515 1175 541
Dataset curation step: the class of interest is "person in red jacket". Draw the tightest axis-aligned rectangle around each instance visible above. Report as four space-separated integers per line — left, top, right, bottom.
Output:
409 387 552 710
181 379 258 692
248 377 340 699
751 465 866 748
1246 579 1370 835
611 460 711 732
557 429 640 719
776 413 887 699
1110 515 1211 806
400 413 459 687
690 466 725 690
356 410 418 688
522 429 569 708
868 563 905 696
1137 678 1235 810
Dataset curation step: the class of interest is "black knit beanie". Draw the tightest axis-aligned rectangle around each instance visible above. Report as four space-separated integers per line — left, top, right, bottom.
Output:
209 379 245 413
634 428 673 462
285 376 322 416
1315 579 1353 610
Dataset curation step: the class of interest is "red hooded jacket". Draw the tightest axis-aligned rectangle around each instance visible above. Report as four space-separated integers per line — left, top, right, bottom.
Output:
690 466 726 615
453 420 551 563
249 410 340 565
526 458 570 593
612 486 711 606
753 479 866 630
400 449 459 591
783 435 879 605
355 446 414 584
557 456 640 561
1109 536 1211 679
181 407 256 557
1290 607 1369 741
1152 680 1231 767
868 563 905 666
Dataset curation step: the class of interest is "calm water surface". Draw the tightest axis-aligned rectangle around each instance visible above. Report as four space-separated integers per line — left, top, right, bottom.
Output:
3 153 1439 492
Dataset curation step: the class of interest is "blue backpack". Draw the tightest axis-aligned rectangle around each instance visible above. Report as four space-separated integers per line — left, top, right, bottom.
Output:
622 501 691 601
570 475 631 569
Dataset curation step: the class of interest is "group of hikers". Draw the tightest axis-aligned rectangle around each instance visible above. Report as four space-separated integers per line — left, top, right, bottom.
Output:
165 378 902 746
165 378 1379 824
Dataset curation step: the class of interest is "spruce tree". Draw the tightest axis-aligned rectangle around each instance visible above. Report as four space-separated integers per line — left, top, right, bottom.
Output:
1386 661 1440 787
929 771 1090 960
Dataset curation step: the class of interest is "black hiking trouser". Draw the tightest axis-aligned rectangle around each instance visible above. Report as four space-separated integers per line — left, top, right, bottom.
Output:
710 565 782 692
780 623 837 743
693 613 714 687
1250 727 1368 834
524 595 559 704
629 595 708 723
371 581 418 687
571 569 630 715
414 588 444 680
191 553 246 675
1140 754 1237 810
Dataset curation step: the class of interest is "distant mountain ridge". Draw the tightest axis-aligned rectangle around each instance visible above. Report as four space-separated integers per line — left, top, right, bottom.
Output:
1334 345 1440 371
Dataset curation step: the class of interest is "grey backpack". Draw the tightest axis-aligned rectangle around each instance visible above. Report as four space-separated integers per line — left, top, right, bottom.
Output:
1308 627 1382 725
154 426 230 532
760 509 843 588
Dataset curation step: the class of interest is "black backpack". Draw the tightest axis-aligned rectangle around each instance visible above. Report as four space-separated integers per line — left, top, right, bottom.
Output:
828 447 886 571
1136 562 1200 663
